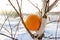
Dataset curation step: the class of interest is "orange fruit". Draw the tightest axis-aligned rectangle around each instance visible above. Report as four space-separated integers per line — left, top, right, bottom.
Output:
25 14 41 31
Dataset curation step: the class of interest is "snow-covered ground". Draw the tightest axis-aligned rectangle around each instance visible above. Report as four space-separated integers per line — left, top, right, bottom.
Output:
0 14 60 40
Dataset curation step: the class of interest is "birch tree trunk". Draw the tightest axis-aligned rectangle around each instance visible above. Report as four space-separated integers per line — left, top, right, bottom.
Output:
33 18 46 40
33 0 49 40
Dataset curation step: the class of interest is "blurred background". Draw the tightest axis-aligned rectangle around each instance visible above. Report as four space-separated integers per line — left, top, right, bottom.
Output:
0 0 60 40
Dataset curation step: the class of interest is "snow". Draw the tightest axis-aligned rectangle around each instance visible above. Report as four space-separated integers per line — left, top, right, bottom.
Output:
0 14 60 40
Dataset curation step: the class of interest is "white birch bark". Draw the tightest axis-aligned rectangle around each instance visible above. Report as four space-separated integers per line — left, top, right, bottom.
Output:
33 18 46 40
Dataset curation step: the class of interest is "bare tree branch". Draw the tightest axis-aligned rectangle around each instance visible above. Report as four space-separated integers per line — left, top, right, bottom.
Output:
16 0 21 13
16 0 33 38
8 18 13 37
55 21 58 40
8 0 33 38
27 0 42 16
44 36 60 39
0 10 13 35
0 33 18 40
8 0 20 15
0 10 13 37
0 17 8 31
0 17 10 35
0 9 17 38
14 20 20 38
47 0 59 13
41 0 49 18
47 20 60 24
16 0 23 17
55 16 60 40
0 15 9 31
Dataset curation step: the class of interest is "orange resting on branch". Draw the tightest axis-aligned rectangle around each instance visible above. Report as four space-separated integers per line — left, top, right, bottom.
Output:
25 14 42 31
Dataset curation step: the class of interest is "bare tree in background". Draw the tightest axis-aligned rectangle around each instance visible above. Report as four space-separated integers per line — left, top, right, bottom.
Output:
0 0 59 40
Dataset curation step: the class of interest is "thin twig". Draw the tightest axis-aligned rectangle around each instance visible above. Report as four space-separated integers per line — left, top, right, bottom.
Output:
5 10 13 37
0 17 9 34
42 0 49 18
27 0 42 16
47 20 60 24
0 17 8 31
0 20 11 35
14 0 22 38
47 34 53 40
8 0 33 38
44 36 60 39
16 0 21 13
8 0 20 15
14 20 20 38
55 21 58 40
5 10 18 40
55 16 60 40
0 10 13 34
17 1 33 38
10 0 32 37
0 33 15 40
16 0 23 18
8 18 13 37
47 0 59 12
4 10 14 35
